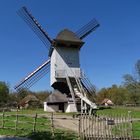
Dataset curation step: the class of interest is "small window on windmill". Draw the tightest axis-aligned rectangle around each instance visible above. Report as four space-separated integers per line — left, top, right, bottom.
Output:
55 70 66 78
67 57 76 66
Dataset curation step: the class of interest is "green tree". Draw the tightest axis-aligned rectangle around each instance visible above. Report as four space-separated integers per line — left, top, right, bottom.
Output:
123 60 140 105
0 81 9 106
16 88 32 101
107 85 128 105
97 85 129 105
97 88 109 103
6 93 18 107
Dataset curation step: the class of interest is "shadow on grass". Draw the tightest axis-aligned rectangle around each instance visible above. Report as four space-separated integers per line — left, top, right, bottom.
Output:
28 131 77 140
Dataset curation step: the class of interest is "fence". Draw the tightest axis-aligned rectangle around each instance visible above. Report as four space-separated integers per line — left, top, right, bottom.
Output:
0 110 54 134
0 110 140 140
0 110 77 139
79 113 133 140
132 118 140 140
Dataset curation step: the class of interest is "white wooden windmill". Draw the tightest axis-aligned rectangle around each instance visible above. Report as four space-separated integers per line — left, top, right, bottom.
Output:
15 7 100 114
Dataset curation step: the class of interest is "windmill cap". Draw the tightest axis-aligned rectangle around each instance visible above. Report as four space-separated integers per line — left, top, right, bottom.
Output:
53 29 84 48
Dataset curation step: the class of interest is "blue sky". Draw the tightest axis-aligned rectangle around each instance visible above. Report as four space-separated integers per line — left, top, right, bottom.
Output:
0 0 140 91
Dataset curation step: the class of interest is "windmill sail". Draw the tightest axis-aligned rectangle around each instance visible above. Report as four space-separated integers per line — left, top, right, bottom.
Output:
80 77 96 103
75 18 100 39
17 6 52 49
15 59 50 92
80 71 96 95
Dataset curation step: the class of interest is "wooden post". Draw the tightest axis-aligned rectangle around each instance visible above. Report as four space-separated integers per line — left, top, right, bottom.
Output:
81 99 83 114
106 114 109 138
102 115 104 138
107 114 110 139
82 114 85 139
99 116 103 139
2 110 5 128
128 111 133 139
125 115 129 138
78 115 81 139
97 115 99 139
124 114 127 138
114 114 118 139
51 112 54 138
111 114 114 139
91 115 93 138
95 114 97 138
15 112 18 130
85 113 87 138
88 115 90 138
33 113 37 132
120 114 123 138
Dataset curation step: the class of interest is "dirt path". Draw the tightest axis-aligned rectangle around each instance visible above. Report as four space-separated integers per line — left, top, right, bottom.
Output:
40 114 79 132
53 116 79 132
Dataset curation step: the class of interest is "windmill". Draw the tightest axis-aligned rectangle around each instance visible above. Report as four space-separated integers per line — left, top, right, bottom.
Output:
15 6 100 113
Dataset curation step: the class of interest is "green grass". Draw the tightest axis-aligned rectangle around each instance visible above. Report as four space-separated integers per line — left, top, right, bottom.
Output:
3 109 78 116
0 129 28 137
97 106 140 138
0 129 77 140
0 107 140 139
97 106 140 118
112 122 131 136
0 110 78 140
132 121 140 138
28 130 78 140
3 109 45 115
111 121 140 138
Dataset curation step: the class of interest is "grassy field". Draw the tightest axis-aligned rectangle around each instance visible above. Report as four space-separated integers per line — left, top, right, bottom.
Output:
97 106 140 138
0 110 77 140
4 109 77 116
0 107 139 139
97 106 140 118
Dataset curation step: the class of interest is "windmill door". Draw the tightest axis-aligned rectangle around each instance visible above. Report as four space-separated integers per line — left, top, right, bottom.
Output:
59 103 64 112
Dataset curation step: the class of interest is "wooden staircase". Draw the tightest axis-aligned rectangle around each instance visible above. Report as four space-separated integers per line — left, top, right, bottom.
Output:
65 71 97 114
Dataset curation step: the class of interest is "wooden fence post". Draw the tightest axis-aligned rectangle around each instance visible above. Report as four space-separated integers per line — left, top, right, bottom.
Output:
82 114 85 139
15 111 19 130
51 112 54 138
78 115 81 139
128 111 133 139
33 112 37 132
2 110 5 128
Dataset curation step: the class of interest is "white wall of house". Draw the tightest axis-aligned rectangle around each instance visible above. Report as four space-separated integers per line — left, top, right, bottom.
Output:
64 102 77 112
44 102 59 112
64 103 68 112
44 102 78 112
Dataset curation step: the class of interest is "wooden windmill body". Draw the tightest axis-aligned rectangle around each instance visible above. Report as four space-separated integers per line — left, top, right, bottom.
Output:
15 7 100 113
51 29 84 92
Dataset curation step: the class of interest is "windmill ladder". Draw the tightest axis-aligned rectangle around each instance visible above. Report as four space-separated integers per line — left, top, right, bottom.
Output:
65 72 78 112
65 72 97 114
74 87 97 109
74 77 97 113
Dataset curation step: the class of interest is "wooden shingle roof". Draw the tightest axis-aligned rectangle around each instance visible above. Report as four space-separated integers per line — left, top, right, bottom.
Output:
46 91 68 103
53 29 84 48
55 29 82 43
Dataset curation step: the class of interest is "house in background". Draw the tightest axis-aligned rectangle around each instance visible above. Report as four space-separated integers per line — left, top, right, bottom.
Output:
101 98 113 106
44 90 81 112
18 94 39 109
